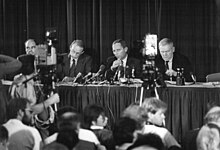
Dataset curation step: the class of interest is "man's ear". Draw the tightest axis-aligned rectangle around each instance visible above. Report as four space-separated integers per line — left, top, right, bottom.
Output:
17 109 24 118
91 121 97 126
124 47 128 53
173 46 175 52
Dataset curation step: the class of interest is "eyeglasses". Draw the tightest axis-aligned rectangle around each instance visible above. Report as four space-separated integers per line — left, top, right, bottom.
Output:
26 46 36 50
70 50 84 55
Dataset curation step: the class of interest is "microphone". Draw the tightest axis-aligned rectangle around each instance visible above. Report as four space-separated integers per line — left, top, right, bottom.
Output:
82 72 92 80
190 72 196 83
94 65 106 77
87 65 106 81
73 72 82 83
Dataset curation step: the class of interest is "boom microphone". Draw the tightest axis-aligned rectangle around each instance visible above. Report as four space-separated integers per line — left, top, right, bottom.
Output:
73 72 82 83
94 65 106 77
82 72 92 80
86 65 106 82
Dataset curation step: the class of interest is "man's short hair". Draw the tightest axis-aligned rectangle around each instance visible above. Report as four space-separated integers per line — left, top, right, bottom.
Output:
159 38 174 47
25 39 36 46
7 98 28 119
112 39 127 48
204 106 220 124
122 103 148 130
69 40 84 49
142 97 167 114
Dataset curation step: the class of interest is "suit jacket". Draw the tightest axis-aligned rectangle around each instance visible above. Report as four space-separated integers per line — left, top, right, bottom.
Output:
155 52 193 82
56 53 93 80
105 56 142 80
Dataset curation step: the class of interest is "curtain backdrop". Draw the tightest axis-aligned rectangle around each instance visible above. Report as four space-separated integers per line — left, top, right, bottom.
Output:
0 0 218 81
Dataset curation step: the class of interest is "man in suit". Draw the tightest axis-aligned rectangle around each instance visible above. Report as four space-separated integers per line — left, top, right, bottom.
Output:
155 38 193 82
57 40 93 82
105 39 142 81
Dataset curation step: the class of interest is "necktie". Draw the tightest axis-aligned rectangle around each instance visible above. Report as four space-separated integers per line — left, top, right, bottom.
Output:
71 59 75 69
165 61 169 70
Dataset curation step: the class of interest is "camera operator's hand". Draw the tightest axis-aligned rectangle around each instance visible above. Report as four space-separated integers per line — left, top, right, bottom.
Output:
62 76 75 82
46 93 60 106
166 69 177 77
111 59 122 70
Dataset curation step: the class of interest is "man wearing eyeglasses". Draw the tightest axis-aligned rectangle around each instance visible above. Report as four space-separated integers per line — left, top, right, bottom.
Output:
57 40 93 82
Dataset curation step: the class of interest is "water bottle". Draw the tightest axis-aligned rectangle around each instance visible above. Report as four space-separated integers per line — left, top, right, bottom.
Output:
176 68 182 85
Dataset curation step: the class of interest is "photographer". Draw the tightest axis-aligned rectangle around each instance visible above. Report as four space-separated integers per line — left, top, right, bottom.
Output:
9 54 60 139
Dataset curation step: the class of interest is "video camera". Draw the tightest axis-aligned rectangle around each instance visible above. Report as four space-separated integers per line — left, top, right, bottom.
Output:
33 28 58 95
141 34 165 89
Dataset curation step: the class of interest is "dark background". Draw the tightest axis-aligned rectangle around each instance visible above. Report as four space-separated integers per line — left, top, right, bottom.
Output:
0 0 219 81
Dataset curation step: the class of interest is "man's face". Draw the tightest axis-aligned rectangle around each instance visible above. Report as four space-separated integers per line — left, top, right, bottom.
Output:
112 43 128 60
69 45 84 59
95 113 108 127
25 41 36 55
148 109 166 126
22 108 33 125
159 44 174 61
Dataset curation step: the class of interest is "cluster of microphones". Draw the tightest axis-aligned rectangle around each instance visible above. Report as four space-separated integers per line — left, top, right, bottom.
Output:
72 65 106 84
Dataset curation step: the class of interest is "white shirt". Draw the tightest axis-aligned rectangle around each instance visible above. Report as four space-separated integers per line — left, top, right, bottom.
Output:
166 57 173 70
121 55 128 67
70 57 78 68
3 119 42 150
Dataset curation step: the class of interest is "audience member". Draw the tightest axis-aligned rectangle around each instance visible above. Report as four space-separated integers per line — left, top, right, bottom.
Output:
122 103 148 133
44 106 106 150
3 98 42 150
56 40 93 82
127 133 165 150
83 104 114 150
0 125 9 150
56 128 79 150
25 39 37 55
113 117 140 150
196 106 220 150
0 54 22 125
9 54 60 139
155 38 193 82
141 97 181 149
105 39 142 81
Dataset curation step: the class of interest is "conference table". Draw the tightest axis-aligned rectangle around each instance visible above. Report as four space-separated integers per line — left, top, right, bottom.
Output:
56 81 220 143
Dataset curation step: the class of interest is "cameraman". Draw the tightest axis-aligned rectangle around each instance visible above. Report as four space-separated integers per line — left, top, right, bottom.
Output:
9 54 60 139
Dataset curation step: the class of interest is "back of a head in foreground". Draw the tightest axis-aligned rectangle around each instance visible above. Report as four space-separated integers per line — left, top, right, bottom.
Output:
122 103 148 130
42 142 68 150
7 98 28 119
113 117 138 146
141 97 167 114
56 106 81 131
127 133 165 150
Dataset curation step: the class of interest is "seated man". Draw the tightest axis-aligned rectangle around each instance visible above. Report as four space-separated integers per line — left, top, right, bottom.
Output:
155 38 193 82
56 40 93 82
105 39 142 81
25 39 37 55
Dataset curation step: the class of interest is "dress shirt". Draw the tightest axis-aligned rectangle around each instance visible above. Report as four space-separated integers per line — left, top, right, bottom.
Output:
3 119 42 150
